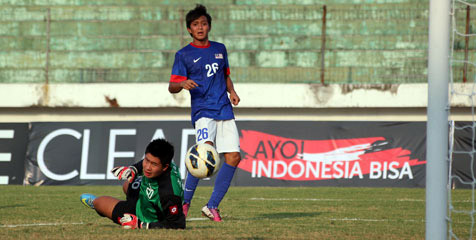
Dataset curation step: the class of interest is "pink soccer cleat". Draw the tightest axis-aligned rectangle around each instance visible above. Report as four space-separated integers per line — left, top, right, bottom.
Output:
201 205 222 222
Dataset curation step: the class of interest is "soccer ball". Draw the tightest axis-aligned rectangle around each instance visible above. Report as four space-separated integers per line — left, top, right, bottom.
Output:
185 143 221 179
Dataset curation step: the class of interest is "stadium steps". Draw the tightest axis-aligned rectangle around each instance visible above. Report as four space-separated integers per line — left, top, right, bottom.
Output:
0 0 461 84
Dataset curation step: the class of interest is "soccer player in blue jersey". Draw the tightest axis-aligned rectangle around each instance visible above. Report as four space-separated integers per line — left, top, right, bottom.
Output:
168 4 241 222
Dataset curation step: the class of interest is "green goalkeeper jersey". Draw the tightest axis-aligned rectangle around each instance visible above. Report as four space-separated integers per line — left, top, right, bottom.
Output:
134 162 185 227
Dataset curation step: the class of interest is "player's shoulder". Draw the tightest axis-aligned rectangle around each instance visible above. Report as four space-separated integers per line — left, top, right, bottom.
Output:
175 44 194 56
210 41 227 49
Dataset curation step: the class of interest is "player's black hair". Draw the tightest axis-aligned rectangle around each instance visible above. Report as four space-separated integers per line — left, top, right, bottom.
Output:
145 138 174 168
186 4 212 29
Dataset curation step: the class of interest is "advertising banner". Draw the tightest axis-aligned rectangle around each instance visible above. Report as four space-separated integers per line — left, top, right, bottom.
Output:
234 121 426 187
0 123 29 185
24 121 427 187
451 122 476 189
25 121 193 185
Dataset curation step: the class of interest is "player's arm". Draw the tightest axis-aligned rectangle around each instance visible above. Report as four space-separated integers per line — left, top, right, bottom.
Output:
169 51 198 93
168 80 199 93
141 195 186 229
226 75 240 106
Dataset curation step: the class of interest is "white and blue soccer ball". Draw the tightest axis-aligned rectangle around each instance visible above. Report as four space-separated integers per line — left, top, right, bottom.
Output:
185 143 221 179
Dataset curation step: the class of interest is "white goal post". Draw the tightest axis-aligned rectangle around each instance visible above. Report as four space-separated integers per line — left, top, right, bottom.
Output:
426 0 450 240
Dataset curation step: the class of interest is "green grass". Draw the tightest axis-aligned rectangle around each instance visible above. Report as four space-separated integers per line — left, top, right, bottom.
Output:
0 185 473 239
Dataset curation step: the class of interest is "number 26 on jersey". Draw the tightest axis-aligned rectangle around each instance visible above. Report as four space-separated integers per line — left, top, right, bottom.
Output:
205 63 219 77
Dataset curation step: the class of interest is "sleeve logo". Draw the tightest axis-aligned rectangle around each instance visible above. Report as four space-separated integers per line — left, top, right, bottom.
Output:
169 205 178 215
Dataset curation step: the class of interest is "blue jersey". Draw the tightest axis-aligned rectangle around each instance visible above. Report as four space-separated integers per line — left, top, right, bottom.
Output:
170 41 234 125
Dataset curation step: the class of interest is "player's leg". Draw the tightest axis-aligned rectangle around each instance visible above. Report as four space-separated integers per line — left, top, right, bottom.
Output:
183 172 198 216
80 181 129 210
93 196 121 219
81 180 127 213
206 152 240 208
203 119 240 221
183 117 217 214
110 200 137 225
101 180 139 224
81 181 137 223
223 151 241 167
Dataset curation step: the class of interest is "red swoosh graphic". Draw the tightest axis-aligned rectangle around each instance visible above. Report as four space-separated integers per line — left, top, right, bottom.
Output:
238 130 426 181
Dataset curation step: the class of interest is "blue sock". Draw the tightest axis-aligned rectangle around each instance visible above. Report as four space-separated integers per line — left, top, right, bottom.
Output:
184 172 200 204
207 163 237 209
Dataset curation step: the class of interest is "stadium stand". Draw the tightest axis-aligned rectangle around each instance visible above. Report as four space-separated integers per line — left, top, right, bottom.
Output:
1 0 430 84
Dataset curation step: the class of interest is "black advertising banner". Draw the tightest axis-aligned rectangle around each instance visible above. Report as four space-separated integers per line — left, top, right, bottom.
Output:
234 121 426 187
451 122 476 189
25 121 193 185
0 123 29 185
25 121 427 187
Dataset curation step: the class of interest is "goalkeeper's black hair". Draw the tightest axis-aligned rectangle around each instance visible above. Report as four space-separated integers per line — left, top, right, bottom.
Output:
146 138 174 168
186 4 212 29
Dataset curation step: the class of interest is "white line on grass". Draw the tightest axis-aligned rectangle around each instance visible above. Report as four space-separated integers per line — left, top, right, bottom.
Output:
396 198 424 202
187 218 208 221
249 197 431 202
250 197 471 203
330 218 425 222
0 222 85 228
329 218 476 224
1 218 209 228
330 218 388 222
250 197 348 201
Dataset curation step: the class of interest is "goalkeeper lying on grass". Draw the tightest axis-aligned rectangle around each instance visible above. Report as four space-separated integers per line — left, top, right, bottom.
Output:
80 138 185 229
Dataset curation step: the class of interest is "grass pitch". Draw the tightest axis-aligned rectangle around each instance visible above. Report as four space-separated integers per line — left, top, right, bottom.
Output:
0 185 472 239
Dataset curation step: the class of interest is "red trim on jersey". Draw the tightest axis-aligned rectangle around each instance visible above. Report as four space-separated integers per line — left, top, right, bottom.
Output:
170 75 187 83
190 42 211 48
226 67 230 76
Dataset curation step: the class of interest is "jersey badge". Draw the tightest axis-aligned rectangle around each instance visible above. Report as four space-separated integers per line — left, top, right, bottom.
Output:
146 184 154 199
215 53 223 59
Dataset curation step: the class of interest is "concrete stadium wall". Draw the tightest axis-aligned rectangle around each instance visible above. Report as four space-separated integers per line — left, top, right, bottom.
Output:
0 83 473 122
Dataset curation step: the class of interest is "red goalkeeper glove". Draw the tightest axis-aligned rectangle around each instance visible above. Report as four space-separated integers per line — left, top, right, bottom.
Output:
119 214 138 229
111 166 137 182
119 214 150 229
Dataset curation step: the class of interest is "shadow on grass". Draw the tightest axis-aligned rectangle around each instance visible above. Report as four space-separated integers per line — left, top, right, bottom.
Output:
95 223 214 230
89 223 119 229
226 212 322 221
258 212 321 219
184 225 214 230
235 238 266 240
0 204 26 209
